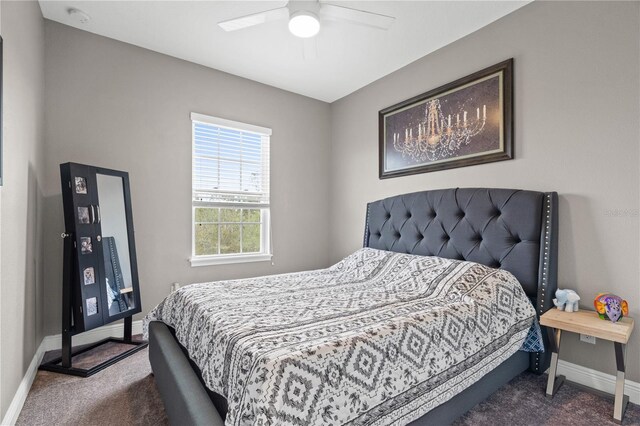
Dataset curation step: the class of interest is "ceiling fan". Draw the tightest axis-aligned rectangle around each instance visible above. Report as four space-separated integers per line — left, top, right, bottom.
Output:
218 1 395 38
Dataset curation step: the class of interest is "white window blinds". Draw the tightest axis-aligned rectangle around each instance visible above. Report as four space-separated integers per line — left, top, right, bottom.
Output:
190 113 272 265
192 113 271 208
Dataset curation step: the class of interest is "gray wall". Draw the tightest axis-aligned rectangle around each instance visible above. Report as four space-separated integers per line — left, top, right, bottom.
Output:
42 21 332 335
0 0 46 419
329 1 640 381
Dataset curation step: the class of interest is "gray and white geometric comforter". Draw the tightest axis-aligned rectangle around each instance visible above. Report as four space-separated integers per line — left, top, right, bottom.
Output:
144 248 538 426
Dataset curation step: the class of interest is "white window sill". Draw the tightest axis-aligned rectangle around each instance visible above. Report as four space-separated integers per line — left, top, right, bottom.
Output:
190 253 273 267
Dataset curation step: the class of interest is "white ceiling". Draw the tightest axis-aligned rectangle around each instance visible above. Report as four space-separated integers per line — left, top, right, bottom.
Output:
39 1 530 103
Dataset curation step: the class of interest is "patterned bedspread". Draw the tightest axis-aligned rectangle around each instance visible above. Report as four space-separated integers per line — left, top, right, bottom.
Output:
144 248 538 426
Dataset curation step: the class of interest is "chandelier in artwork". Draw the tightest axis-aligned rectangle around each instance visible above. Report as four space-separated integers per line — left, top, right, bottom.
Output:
391 99 487 162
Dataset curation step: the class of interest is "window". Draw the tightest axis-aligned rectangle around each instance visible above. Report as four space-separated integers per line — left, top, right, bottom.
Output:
191 113 271 266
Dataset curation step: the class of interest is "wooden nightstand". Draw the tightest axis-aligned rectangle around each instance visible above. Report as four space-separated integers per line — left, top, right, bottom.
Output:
540 309 635 424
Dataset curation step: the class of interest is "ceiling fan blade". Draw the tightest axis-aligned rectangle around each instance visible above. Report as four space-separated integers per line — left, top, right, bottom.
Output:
319 3 395 30
218 7 289 32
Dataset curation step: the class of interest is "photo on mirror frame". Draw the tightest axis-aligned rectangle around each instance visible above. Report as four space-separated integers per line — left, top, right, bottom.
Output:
83 267 95 285
86 297 98 316
77 207 91 224
80 237 93 254
75 177 87 194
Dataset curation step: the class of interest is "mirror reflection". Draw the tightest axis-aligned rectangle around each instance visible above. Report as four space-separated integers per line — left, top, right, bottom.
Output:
96 173 135 316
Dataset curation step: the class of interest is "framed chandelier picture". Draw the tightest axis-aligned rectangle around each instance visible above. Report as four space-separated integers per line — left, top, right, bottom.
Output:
379 58 513 178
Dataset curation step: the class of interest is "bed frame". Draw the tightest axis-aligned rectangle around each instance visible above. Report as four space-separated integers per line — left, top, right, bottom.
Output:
149 188 558 425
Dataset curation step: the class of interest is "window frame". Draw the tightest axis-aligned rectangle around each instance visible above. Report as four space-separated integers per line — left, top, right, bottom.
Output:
189 113 272 267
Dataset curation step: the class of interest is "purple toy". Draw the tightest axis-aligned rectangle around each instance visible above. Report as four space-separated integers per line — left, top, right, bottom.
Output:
594 293 629 323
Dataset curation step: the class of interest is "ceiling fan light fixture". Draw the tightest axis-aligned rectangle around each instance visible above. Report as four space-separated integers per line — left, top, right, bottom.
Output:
288 11 320 38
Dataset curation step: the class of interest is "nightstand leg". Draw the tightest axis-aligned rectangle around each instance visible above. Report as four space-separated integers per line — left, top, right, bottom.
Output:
613 342 629 424
545 328 565 397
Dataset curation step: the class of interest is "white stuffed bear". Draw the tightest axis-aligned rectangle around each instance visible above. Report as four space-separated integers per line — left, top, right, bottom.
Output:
553 289 580 312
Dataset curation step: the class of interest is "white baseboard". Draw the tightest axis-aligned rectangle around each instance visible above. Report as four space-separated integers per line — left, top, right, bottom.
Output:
1 320 144 426
557 359 640 404
1 340 46 426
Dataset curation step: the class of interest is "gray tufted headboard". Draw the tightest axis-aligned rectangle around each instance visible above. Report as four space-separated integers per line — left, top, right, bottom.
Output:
363 188 558 374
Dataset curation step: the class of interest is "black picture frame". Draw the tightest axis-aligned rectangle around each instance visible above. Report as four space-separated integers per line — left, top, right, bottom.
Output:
379 59 513 178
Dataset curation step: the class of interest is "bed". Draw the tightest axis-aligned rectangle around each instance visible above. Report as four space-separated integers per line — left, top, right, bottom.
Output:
146 187 558 425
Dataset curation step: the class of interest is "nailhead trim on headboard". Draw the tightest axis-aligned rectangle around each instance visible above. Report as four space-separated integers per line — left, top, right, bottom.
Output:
534 194 551 371
533 192 558 374
539 194 551 314
363 204 371 248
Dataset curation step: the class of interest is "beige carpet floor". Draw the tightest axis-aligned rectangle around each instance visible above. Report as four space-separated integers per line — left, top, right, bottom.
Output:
18 343 168 426
16 342 640 426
